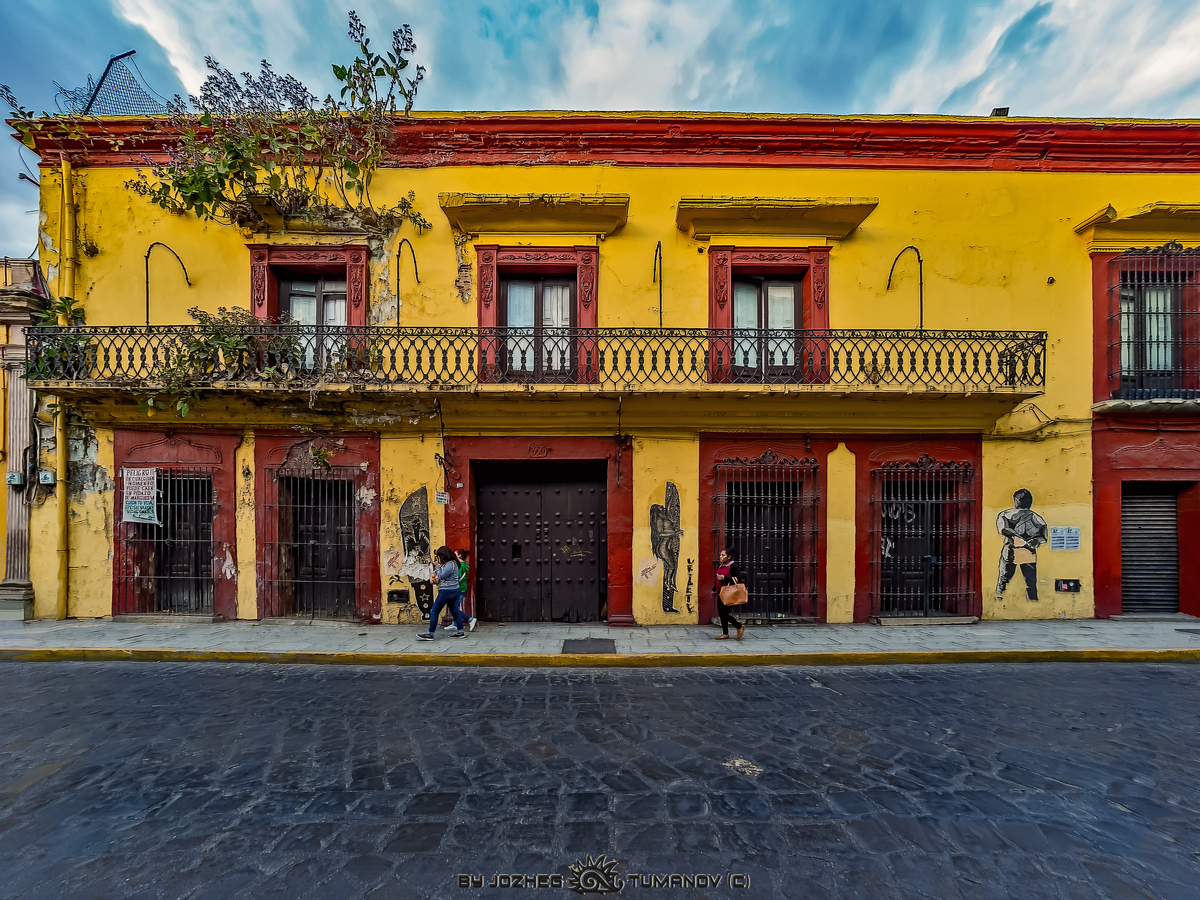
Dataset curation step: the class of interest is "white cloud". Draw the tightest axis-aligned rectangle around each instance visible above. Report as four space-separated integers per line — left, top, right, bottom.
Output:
869 0 1200 117
112 0 212 91
536 0 733 110
872 1 1036 113
111 0 318 95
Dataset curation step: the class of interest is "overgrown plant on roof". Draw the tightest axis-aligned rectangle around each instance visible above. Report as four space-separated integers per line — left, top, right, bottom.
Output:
3 11 432 237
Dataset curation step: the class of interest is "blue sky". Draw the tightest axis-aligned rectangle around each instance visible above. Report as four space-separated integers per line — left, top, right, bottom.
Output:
4 0 1200 254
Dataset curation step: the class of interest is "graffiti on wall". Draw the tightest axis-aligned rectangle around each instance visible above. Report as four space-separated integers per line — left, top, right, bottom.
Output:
685 558 694 614
400 486 435 619
997 488 1048 600
650 482 683 613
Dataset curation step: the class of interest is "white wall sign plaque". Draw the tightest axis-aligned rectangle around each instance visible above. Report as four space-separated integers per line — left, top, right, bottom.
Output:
122 467 160 525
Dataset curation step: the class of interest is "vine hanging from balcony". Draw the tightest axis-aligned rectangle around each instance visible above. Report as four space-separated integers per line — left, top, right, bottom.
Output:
135 306 301 418
3 12 432 237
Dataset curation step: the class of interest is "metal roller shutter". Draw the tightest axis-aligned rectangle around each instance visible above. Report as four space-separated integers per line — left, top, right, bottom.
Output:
1121 493 1180 613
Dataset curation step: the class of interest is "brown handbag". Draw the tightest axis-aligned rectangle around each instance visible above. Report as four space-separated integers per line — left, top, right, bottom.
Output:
719 580 749 606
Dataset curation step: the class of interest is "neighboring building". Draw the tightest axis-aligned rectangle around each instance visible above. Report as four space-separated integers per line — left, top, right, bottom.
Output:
0 258 44 620
11 113 1200 626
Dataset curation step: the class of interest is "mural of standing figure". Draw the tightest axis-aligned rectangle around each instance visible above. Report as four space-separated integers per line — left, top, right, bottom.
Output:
996 489 1048 600
650 482 683 613
399 487 435 619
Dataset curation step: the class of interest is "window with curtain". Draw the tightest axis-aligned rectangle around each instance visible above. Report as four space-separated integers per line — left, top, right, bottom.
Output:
501 277 576 377
732 278 799 371
280 276 348 369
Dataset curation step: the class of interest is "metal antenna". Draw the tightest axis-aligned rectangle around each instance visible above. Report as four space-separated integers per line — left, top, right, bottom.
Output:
145 242 191 325
886 245 924 331
396 238 419 316
652 241 663 328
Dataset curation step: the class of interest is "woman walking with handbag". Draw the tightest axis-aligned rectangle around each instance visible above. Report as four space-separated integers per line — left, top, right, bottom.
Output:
714 546 746 641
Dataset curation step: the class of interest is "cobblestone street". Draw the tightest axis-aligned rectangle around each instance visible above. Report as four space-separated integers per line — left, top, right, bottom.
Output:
1 662 1198 899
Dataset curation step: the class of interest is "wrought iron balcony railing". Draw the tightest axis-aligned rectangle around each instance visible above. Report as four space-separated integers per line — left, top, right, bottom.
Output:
24 326 1046 393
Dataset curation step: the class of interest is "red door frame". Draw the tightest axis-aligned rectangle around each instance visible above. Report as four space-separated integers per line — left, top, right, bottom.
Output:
1092 421 1200 618
112 430 243 620
851 436 983 623
698 435 834 626
254 432 382 622
441 436 634 625
699 433 981 625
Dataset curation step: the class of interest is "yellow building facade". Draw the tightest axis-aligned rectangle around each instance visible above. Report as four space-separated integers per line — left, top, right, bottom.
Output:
12 112 1200 627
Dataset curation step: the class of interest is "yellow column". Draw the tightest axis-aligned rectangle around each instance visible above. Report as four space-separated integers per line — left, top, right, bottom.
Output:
235 429 258 620
632 433 700 625
825 442 856 623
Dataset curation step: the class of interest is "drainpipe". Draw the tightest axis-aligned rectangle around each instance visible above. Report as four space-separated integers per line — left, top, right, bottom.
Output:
55 154 75 620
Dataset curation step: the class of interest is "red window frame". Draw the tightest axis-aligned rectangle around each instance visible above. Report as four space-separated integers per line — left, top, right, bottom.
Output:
707 246 830 383
698 435 835 626
1093 247 1200 402
476 245 599 382
248 244 369 326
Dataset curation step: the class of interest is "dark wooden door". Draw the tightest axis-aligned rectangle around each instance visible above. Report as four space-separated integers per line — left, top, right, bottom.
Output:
548 483 606 622
476 466 606 622
478 484 547 621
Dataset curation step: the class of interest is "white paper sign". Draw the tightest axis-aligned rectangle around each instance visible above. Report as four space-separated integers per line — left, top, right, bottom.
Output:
435 490 450 505
122 468 160 525
1049 526 1080 551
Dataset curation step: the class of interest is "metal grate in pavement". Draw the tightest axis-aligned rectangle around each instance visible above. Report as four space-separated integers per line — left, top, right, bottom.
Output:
562 638 616 654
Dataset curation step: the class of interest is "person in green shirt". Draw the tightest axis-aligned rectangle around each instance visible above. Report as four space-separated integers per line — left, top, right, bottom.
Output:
443 548 476 631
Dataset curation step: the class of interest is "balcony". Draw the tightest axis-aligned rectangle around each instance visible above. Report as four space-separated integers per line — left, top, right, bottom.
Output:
24 326 1045 396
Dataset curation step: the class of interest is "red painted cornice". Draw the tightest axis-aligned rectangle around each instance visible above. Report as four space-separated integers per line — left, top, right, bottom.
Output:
10 112 1200 172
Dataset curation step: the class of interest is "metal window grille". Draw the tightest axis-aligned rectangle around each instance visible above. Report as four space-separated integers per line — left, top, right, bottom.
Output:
870 455 976 618
261 467 362 620
114 469 216 615
713 449 821 620
1109 242 1200 399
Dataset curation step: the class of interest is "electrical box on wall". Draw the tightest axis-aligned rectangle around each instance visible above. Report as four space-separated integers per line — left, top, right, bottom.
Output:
5 472 23 486
1055 579 1082 593
38 471 55 485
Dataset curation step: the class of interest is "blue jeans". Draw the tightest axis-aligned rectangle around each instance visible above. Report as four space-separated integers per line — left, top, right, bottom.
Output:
426 589 464 634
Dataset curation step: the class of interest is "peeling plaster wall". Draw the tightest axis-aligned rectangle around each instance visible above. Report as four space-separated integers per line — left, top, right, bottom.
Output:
379 436 445 625
66 426 115 618
28 406 59 618
632 435 699 625
235 430 257 620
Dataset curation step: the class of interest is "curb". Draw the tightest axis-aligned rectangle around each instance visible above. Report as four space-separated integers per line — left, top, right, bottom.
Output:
2 647 1200 666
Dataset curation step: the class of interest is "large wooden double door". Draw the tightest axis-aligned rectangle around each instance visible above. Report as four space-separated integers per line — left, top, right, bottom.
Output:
476 462 607 622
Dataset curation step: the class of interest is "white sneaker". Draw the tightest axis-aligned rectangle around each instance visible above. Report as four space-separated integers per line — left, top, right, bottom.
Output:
468 617 477 632
442 624 456 631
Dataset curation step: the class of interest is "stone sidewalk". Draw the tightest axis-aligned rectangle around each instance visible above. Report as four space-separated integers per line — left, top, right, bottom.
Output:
2 615 1200 665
